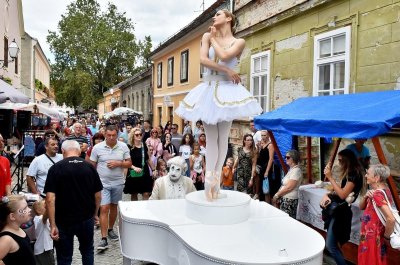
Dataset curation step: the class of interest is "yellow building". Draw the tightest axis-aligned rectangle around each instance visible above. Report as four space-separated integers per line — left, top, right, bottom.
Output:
149 0 230 131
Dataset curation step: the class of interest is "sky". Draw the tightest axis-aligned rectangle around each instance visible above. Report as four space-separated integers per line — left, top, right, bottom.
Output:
21 0 216 62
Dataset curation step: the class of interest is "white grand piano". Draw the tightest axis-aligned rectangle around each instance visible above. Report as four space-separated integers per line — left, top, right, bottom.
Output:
119 190 325 265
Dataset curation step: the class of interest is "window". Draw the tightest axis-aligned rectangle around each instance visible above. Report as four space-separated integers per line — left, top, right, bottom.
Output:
168 106 174 124
167 57 174 86
157 62 162 88
313 26 351 96
3 37 8 68
250 50 270 112
158 106 162 126
180 50 189 83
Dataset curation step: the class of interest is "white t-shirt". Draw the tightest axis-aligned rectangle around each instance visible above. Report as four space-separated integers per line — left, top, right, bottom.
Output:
281 166 303 200
253 131 262 146
33 215 53 255
179 145 192 159
27 154 63 196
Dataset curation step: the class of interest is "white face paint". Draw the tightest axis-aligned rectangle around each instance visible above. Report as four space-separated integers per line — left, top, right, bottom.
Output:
169 164 183 182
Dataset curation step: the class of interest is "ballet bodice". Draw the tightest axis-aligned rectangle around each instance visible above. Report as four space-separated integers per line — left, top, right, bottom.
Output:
203 46 237 78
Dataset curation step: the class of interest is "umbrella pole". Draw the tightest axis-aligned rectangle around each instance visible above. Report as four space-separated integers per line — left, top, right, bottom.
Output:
267 131 288 174
307 137 312 183
371 137 400 210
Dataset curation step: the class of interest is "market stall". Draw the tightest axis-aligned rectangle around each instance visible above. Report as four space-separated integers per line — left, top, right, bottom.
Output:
254 90 400 264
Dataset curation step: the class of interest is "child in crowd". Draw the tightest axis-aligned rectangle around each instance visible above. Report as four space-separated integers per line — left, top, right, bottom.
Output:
0 195 36 265
32 200 55 265
147 145 158 179
156 159 168 177
221 157 234 190
179 133 194 177
190 143 205 190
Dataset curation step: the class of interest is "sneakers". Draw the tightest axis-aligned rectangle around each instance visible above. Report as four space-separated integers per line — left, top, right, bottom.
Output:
108 229 119 241
97 239 108 250
253 194 259 200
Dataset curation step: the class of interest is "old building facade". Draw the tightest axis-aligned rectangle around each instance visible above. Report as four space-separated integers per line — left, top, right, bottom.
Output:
21 32 51 103
120 68 152 121
234 0 400 180
0 0 23 88
149 0 230 130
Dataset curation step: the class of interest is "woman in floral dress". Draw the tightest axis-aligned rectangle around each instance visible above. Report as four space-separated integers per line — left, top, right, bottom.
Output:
233 134 257 194
358 164 396 265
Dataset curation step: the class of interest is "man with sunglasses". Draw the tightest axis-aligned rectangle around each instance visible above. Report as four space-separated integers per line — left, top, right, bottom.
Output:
170 123 183 151
35 129 61 157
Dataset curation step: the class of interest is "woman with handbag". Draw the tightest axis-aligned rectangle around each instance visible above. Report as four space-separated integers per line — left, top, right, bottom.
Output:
358 164 396 265
123 128 155 201
272 150 302 218
320 149 365 265
255 131 275 202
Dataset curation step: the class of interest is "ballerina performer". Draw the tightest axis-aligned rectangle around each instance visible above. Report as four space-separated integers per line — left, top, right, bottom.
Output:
176 9 262 201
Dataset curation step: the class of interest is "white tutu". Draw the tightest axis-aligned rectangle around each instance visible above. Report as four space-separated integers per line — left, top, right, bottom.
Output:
176 78 262 125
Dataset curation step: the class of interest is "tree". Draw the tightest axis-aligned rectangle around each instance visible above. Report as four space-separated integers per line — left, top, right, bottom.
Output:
48 0 152 108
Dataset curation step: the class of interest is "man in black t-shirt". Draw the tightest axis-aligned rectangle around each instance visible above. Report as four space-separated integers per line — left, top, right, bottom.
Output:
44 140 102 265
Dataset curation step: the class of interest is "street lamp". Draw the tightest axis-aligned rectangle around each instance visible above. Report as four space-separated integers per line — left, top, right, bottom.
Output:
0 39 20 67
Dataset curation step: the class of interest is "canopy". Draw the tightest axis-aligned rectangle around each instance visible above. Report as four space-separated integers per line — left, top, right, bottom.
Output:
0 79 30 104
254 90 400 139
103 107 142 119
0 102 63 121
112 107 142 116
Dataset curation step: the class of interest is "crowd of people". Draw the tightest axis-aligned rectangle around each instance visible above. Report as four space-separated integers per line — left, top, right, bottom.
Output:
0 6 398 264
0 116 399 264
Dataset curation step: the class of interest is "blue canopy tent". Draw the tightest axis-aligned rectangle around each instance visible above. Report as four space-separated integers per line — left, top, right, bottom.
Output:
254 90 400 209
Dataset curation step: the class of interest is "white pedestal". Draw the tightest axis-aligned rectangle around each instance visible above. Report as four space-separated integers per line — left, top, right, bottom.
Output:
185 190 251 225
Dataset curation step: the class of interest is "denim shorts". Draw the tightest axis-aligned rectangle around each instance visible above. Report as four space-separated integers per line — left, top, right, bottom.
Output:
101 184 124 205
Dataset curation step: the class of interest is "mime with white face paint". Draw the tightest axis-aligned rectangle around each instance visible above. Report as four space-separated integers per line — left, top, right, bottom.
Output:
149 156 196 200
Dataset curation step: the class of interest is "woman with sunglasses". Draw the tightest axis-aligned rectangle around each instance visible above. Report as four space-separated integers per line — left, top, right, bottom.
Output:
123 128 154 201
145 128 163 158
272 150 303 218
320 149 365 265
0 195 35 265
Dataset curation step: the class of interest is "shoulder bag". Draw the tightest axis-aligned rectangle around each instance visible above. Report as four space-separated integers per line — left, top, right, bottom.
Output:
372 189 400 249
129 145 145 178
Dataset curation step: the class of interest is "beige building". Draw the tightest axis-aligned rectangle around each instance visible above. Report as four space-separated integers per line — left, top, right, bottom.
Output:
21 32 51 103
149 0 230 130
0 0 23 89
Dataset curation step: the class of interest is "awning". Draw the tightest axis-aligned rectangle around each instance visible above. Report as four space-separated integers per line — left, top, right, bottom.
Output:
0 102 63 121
0 79 30 104
254 90 400 139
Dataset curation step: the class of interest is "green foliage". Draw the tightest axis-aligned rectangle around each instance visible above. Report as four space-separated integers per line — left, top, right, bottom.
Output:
48 0 152 108
1 77 12 85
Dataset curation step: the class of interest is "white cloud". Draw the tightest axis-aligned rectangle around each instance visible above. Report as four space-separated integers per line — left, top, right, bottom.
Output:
22 0 216 62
